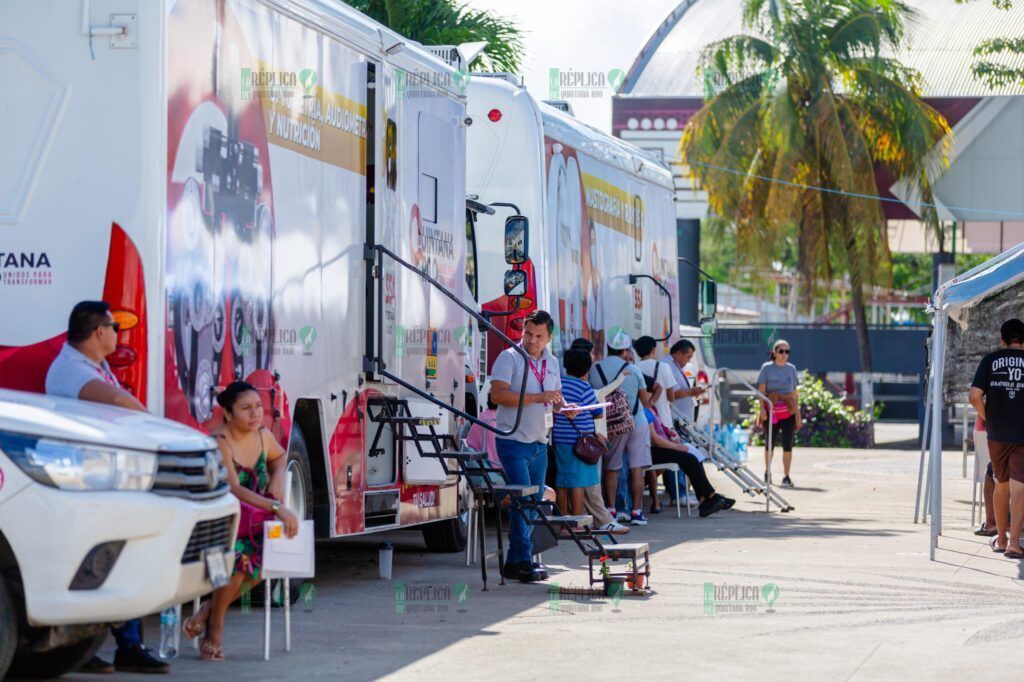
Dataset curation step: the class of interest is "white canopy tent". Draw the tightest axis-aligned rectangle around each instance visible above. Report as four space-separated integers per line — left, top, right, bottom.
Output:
925 241 1024 559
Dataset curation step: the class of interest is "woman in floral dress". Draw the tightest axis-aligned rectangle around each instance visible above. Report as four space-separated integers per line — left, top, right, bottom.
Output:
183 381 298 660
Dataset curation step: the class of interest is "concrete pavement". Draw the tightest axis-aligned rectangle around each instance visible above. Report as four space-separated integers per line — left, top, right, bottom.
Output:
81 424 1022 681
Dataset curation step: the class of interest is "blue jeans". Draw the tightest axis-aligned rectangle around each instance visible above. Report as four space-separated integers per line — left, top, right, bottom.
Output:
496 438 548 565
615 458 631 513
112 619 142 650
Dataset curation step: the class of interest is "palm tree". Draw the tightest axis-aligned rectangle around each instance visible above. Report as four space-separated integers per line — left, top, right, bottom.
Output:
681 0 949 372
344 0 524 72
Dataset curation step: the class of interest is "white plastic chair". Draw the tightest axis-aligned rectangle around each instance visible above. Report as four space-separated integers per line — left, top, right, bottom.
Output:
645 463 689 518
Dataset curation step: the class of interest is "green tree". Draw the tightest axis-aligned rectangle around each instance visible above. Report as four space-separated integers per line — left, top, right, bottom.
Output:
344 0 524 72
681 0 950 372
958 0 1024 87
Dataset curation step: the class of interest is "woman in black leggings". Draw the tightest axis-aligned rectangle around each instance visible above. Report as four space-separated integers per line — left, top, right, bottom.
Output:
644 408 733 517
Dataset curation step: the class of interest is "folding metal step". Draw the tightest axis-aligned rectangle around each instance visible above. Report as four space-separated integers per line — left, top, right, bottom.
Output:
529 514 593 528
493 484 538 497
585 542 648 559
420 450 487 461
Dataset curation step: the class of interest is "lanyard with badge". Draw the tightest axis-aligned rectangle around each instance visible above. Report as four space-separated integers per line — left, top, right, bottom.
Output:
94 363 118 386
526 353 554 429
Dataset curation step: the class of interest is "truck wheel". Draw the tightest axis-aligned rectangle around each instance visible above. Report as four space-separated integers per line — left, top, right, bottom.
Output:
422 515 469 553
0 578 15 678
249 424 314 608
7 630 105 679
421 484 469 552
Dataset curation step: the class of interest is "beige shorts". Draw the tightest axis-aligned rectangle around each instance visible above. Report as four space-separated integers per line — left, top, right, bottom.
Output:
604 423 653 470
974 429 989 484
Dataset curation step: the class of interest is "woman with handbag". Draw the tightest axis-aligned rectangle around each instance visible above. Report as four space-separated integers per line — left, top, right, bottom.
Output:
552 349 606 516
183 381 299 661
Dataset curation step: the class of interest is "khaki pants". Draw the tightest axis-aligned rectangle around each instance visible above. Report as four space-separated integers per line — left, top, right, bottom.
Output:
583 483 613 525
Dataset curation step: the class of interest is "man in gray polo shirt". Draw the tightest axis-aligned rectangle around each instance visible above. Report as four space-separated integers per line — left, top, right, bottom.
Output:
45 300 167 674
489 310 565 582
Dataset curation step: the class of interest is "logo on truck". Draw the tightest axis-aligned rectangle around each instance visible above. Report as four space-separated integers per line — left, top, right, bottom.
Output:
0 252 52 287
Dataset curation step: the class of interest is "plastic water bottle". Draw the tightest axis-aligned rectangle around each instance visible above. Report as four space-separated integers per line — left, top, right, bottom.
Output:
725 424 736 461
735 429 749 462
158 605 180 659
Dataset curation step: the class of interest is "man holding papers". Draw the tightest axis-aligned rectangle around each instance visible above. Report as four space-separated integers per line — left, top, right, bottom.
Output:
489 310 565 583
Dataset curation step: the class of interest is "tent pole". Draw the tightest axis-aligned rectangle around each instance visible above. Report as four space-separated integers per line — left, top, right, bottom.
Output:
915 379 932 524
929 312 948 561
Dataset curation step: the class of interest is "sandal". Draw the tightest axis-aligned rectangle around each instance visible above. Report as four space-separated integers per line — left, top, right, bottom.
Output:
1006 549 1024 560
199 639 225 661
991 537 1007 553
183 605 209 639
974 523 998 537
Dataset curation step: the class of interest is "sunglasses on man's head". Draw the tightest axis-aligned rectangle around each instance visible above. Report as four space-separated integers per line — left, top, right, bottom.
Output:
776 348 790 354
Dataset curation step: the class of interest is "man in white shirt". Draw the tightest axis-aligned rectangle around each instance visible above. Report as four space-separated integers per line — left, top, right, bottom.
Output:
635 335 677 426
45 300 165 674
666 339 706 426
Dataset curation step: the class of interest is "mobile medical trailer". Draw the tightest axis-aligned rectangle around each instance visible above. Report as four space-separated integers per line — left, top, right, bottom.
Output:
0 0 499 550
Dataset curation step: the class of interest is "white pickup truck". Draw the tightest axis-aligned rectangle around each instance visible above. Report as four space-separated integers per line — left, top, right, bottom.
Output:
0 389 239 678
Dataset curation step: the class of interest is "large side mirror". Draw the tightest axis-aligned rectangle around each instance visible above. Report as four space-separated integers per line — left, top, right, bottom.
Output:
503 269 527 297
504 215 528 265
700 280 717 320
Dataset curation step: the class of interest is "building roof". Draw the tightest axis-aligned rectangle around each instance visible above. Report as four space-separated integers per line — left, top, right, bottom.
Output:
620 0 1024 99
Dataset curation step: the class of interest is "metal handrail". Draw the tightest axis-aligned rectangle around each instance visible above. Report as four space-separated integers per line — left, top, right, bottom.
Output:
710 367 774 512
629 273 673 343
370 244 529 437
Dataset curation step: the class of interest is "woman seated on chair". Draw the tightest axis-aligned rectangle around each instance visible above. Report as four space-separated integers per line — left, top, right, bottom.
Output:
183 381 299 661
644 407 734 518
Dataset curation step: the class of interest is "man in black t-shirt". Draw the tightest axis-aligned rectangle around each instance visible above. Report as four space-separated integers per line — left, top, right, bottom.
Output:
969 318 1024 558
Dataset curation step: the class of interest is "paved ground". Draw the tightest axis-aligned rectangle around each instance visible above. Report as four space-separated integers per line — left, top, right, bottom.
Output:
80 423 1024 681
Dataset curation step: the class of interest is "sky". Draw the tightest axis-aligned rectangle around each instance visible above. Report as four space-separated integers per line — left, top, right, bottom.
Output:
464 0 682 132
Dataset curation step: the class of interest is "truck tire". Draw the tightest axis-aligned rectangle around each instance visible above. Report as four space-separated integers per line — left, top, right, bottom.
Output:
249 424 314 608
421 514 469 553
0 578 15 678
7 629 105 679
421 483 469 552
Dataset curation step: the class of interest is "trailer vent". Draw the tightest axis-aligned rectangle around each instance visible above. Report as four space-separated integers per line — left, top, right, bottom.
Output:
423 45 465 70
364 490 400 528
543 100 575 116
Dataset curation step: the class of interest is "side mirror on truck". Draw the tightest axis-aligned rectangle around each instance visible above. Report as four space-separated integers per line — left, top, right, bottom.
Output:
504 215 529 265
503 269 527 297
700 280 718 321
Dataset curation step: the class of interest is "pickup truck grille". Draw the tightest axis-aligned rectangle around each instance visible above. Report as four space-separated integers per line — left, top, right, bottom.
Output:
153 449 229 501
181 515 236 564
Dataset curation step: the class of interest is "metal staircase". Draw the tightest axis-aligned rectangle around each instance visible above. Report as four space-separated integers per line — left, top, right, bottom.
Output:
364 396 650 591
672 407 794 513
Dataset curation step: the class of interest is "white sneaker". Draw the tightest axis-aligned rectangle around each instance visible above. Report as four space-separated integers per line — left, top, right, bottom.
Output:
615 511 631 523
601 521 630 535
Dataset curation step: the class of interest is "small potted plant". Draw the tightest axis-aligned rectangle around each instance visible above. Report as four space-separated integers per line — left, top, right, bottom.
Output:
626 573 646 590
599 556 625 597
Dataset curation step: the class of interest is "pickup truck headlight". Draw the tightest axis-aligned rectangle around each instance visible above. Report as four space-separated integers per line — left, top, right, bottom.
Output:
0 431 158 491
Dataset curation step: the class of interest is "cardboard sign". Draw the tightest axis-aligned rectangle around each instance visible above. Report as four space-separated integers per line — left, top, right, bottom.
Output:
263 520 315 578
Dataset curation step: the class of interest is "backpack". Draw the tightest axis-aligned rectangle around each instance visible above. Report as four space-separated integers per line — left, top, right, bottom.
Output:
641 361 662 394
595 361 635 439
